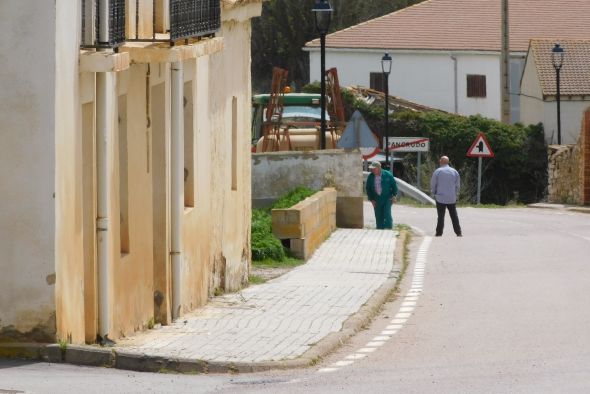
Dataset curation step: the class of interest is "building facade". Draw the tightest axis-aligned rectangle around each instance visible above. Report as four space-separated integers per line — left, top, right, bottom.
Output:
0 0 261 345
305 0 590 125
521 39 590 145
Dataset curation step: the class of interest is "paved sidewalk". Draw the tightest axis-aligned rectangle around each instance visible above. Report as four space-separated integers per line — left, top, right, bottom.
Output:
115 228 398 370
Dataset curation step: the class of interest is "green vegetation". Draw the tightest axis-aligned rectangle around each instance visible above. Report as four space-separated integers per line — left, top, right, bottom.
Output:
345 92 548 205
251 0 424 93
248 275 267 285
58 339 68 352
251 186 315 263
272 186 316 209
251 208 286 261
253 257 305 269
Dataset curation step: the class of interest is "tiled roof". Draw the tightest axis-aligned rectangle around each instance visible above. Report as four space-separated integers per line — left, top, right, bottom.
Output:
530 40 590 97
306 0 590 52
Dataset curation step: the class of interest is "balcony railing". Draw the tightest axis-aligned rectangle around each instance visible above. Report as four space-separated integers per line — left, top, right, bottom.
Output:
128 0 221 44
81 0 220 49
169 0 220 41
81 0 126 49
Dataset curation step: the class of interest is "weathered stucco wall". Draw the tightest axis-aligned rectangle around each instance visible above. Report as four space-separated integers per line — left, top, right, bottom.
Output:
205 9 255 295
54 0 86 344
252 150 364 228
0 0 57 341
1 0 260 344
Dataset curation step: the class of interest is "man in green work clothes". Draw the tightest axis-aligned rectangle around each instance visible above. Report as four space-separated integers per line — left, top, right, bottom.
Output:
366 161 398 229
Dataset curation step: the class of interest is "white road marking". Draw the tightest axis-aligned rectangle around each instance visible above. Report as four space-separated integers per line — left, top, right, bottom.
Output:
345 353 367 360
373 336 390 341
332 360 355 367
316 235 432 374
318 368 339 373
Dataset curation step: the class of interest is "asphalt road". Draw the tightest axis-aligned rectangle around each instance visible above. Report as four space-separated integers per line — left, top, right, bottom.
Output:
2 204 589 394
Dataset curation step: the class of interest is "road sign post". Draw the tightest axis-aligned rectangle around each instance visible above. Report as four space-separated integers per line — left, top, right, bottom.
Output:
466 132 494 204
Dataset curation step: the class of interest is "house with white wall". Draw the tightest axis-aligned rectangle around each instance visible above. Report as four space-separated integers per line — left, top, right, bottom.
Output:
305 0 590 124
521 39 590 145
0 0 261 345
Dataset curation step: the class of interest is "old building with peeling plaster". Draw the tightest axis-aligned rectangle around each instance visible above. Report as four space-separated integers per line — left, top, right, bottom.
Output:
0 0 261 345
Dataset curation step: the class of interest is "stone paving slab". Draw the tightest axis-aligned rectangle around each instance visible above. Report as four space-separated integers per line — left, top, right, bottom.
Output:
116 228 397 364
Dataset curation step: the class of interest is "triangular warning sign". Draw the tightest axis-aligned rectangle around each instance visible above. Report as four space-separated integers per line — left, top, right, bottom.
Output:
337 110 379 149
467 132 494 158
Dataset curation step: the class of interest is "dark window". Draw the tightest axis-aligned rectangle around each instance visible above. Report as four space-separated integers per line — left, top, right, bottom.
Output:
370 72 384 92
467 75 487 98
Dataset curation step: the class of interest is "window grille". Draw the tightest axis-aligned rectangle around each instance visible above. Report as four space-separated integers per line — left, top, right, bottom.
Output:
467 75 487 98
370 72 384 92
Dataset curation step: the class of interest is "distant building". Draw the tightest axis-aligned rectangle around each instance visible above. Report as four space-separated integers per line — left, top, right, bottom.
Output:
0 0 261 344
521 39 590 145
305 0 590 123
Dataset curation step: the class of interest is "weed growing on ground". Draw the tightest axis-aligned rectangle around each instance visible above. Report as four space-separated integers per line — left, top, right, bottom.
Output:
248 275 267 285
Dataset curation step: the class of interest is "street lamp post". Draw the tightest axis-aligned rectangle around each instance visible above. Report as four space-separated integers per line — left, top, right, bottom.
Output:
381 53 392 169
313 0 333 150
552 43 565 145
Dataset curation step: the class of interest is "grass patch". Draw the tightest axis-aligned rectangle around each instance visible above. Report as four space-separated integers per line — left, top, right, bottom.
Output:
251 208 286 261
248 275 267 285
251 186 316 263
252 256 304 269
396 196 434 207
272 186 316 209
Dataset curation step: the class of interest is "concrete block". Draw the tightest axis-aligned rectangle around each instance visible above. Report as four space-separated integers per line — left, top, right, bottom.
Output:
40 344 63 363
65 345 114 367
272 223 303 239
0 343 43 360
290 239 305 259
336 196 364 229
114 351 167 373
271 209 288 224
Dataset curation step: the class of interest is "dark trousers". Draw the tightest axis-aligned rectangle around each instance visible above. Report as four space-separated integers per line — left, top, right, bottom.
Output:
436 202 462 236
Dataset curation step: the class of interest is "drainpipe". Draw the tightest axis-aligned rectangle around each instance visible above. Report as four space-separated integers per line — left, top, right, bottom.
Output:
171 61 184 319
97 0 112 340
451 55 459 113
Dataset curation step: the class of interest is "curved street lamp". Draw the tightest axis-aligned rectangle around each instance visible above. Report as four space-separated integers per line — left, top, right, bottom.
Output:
312 0 333 150
552 43 565 145
381 53 392 168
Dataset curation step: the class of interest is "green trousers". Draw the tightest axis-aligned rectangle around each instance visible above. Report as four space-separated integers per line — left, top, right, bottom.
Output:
374 199 393 229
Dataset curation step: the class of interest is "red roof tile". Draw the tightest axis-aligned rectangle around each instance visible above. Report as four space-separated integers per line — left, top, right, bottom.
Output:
306 0 590 52
530 39 590 97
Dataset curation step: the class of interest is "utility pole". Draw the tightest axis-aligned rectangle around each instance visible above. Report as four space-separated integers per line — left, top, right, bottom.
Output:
500 0 511 124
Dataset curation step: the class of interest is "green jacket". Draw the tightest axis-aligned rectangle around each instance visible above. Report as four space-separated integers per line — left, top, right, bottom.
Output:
366 170 398 202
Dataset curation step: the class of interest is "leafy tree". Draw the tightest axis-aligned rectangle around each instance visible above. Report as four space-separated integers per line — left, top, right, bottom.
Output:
251 0 424 93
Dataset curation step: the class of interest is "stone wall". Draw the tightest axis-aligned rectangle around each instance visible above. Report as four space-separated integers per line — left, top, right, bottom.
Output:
251 150 364 228
548 108 590 205
582 110 590 205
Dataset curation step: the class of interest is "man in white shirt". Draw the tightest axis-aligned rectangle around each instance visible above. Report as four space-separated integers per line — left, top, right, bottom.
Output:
430 156 462 237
